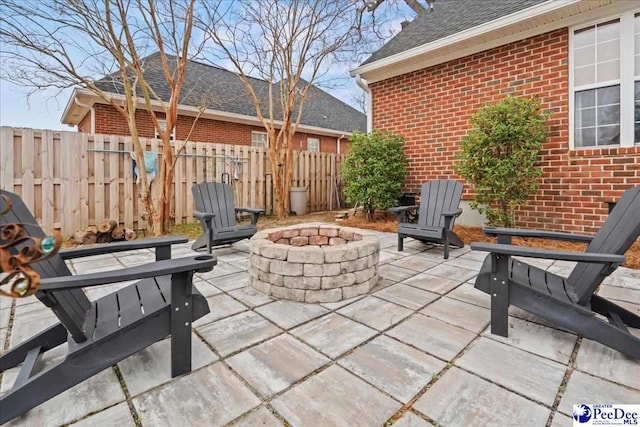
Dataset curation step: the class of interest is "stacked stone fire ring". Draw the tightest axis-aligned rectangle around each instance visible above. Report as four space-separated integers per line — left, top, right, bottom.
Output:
248 225 380 303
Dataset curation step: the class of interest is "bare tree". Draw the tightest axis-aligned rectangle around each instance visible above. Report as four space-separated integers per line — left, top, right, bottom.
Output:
0 0 204 235
198 0 387 219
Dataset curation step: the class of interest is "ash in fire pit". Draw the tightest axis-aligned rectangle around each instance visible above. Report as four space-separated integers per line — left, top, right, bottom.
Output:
249 225 380 303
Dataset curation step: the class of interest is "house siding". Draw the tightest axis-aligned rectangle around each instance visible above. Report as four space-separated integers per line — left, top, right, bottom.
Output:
85 103 343 153
370 28 640 233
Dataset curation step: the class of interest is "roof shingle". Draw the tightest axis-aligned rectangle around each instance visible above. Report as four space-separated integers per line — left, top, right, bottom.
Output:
95 53 366 133
362 0 547 65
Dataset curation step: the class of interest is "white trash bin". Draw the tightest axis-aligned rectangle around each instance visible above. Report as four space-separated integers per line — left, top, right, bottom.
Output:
289 186 308 216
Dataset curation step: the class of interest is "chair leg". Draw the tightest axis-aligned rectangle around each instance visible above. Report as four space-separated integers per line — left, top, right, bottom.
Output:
442 229 450 259
0 356 104 424
0 323 67 371
398 234 404 252
171 271 194 377
490 253 509 337
591 295 640 328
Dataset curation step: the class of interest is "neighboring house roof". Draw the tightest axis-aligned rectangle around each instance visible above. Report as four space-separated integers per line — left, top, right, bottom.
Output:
352 0 628 83
63 53 366 136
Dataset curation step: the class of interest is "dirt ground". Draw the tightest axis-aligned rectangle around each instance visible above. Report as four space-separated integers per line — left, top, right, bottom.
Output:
276 210 640 270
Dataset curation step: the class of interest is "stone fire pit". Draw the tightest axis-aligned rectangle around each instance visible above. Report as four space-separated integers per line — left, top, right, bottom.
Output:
249 225 380 303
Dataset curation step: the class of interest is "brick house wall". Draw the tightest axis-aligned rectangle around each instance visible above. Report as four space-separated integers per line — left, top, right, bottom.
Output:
370 28 640 233
79 103 345 153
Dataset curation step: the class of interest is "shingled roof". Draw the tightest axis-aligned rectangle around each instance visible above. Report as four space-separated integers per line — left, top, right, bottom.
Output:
362 0 547 65
94 53 366 133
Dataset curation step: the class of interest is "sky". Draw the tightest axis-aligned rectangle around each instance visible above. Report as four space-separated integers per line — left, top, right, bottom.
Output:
0 2 413 131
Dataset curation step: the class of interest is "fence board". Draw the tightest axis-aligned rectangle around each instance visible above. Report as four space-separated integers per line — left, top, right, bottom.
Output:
0 127 14 192
1 126 344 235
41 130 55 228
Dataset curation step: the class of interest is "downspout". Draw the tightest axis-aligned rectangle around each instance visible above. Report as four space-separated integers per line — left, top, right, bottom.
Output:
337 134 345 154
355 75 372 132
74 98 95 133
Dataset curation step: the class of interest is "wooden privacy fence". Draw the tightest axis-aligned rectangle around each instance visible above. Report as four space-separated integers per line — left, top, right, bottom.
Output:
0 127 345 236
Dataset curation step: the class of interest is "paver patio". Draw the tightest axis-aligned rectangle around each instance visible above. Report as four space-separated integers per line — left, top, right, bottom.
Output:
1 227 638 426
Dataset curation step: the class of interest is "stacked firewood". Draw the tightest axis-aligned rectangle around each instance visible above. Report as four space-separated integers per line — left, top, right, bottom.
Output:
73 220 136 245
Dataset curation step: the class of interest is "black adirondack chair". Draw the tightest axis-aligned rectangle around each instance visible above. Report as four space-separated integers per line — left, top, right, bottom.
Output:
0 190 217 423
389 180 464 259
472 185 640 359
192 182 264 253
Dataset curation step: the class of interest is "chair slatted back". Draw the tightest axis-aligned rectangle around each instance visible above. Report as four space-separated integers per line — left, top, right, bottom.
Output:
192 182 237 230
417 180 463 230
568 186 640 304
1 190 90 342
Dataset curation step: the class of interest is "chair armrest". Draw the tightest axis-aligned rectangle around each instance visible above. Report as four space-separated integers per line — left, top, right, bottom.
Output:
442 209 462 218
482 227 593 243
59 236 189 260
471 242 624 265
235 207 265 215
193 210 215 220
388 205 419 214
236 207 264 225
389 205 419 222
39 255 217 291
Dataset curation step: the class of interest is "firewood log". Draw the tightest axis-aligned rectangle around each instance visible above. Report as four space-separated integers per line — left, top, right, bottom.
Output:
96 232 112 244
97 220 118 234
111 225 126 240
80 231 97 245
124 228 136 241
85 225 98 234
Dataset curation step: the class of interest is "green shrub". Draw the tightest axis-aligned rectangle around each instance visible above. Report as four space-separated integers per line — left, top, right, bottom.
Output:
343 130 407 221
454 96 550 227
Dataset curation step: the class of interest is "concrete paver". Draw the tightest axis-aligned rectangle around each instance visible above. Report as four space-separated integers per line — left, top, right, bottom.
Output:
118 334 218 396
197 311 282 357
132 362 260 427
290 313 377 358
456 338 566 406
373 283 439 310
255 300 329 330
337 296 413 331
414 367 550 426
229 406 283 427
482 316 577 364
227 334 329 397
271 365 401 426
420 296 490 333
387 314 476 360
338 335 445 403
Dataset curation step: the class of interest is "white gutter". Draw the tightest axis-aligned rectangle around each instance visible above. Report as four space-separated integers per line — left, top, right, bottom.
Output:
355 76 372 132
74 97 95 133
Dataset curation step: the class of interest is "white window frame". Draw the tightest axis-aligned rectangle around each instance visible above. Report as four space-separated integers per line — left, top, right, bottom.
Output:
569 10 639 149
307 137 320 152
155 119 175 141
251 131 268 148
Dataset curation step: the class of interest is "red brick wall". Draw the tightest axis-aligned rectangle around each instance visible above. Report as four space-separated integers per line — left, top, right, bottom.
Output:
370 28 640 233
86 103 343 152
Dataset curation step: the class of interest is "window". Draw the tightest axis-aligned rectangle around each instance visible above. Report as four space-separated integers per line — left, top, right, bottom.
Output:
570 12 639 148
155 119 175 140
251 131 268 148
307 137 320 152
